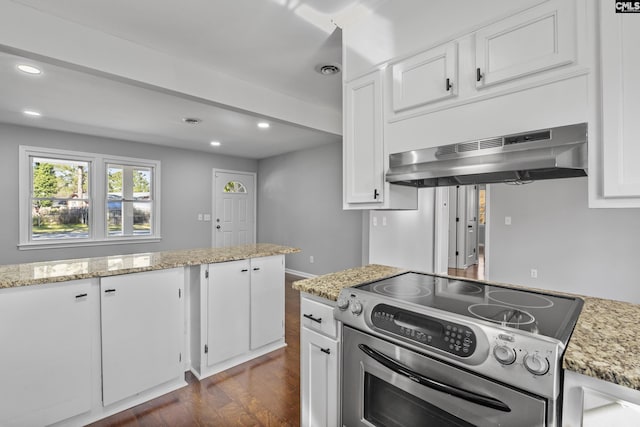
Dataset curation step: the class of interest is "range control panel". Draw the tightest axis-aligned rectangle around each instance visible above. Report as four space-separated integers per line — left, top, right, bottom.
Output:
371 304 477 357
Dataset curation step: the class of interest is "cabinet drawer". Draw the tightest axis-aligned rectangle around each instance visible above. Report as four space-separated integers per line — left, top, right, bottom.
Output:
301 296 338 339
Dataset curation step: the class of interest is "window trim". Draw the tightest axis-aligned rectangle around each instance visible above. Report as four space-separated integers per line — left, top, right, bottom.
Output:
18 146 161 249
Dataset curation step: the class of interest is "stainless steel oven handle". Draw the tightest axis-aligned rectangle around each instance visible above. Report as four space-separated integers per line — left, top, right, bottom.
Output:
358 344 511 413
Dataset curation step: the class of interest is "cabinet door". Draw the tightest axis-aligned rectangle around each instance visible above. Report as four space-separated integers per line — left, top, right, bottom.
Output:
475 1 574 88
207 260 250 365
391 42 458 113
101 268 184 406
0 280 94 426
344 70 384 204
250 255 285 350
600 7 640 198
301 327 339 427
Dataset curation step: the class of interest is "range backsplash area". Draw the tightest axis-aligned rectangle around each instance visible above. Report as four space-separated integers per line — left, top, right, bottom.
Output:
488 176 640 304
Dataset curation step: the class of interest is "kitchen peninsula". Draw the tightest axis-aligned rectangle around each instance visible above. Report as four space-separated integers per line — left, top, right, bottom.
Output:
294 265 640 426
0 243 299 427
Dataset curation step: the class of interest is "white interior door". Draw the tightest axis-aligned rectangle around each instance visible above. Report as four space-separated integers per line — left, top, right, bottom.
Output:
213 170 256 247
465 185 478 267
448 185 478 269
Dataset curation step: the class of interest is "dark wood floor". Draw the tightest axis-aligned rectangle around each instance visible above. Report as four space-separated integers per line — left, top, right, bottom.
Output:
448 246 485 280
90 273 302 427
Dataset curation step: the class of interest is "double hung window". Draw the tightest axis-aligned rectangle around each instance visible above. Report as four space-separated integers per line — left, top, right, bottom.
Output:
19 146 161 248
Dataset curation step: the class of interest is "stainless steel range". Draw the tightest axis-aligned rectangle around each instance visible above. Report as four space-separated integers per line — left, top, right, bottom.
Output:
334 272 583 427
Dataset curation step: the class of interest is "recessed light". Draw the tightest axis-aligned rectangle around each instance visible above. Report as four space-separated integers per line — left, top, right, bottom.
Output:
17 64 42 75
23 110 41 117
315 63 341 76
182 117 202 125
257 122 270 129
210 141 221 147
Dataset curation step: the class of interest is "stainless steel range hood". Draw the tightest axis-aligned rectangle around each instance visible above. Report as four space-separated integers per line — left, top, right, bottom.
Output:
386 123 587 187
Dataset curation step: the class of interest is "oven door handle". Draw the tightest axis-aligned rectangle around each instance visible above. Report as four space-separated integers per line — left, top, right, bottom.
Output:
358 344 511 413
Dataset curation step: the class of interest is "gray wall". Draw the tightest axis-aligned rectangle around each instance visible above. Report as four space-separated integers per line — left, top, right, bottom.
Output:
257 142 363 275
369 188 435 272
488 177 640 304
0 123 257 264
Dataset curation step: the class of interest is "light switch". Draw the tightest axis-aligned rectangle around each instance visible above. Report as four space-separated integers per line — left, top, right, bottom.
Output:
505 216 512 225
382 216 387 226
197 213 203 221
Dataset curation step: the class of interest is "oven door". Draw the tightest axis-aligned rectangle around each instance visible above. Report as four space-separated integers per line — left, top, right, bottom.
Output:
342 326 547 427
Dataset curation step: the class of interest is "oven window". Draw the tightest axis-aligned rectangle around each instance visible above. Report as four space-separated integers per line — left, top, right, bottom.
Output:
364 373 476 427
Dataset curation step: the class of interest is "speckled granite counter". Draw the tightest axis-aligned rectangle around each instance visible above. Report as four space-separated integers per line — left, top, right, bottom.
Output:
293 265 640 391
292 264 406 301
563 296 640 390
0 243 300 289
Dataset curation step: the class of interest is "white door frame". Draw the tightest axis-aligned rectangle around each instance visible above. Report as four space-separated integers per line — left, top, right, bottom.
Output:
434 185 490 278
211 169 257 247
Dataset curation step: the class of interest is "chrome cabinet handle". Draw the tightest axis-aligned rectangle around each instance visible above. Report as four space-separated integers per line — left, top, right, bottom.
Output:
358 344 511 413
303 313 322 324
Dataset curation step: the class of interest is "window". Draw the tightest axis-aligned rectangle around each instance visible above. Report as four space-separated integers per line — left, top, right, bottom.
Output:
223 180 247 193
19 146 161 248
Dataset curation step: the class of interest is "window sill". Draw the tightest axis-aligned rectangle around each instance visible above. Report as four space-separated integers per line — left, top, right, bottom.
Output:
18 237 162 251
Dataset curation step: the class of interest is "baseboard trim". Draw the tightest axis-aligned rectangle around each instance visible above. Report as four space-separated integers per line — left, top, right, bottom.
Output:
285 268 316 279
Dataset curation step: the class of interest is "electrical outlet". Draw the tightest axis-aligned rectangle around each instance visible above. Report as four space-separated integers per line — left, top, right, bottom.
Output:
530 269 538 279
203 214 211 221
309 256 314 264
372 216 378 227
382 216 387 226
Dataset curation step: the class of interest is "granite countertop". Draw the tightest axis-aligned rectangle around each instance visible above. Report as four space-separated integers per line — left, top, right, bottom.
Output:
0 243 300 289
292 264 406 301
293 264 640 391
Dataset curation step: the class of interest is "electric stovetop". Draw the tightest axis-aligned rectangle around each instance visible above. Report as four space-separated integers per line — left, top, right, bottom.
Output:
354 272 583 343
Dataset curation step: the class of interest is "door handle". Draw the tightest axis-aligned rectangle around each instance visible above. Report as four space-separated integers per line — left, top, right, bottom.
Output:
216 225 221 230
359 344 511 412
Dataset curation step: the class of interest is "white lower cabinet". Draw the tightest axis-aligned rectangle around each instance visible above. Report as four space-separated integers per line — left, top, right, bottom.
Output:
192 255 286 378
100 268 185 406
0 280 95 427
563 370 640 426
300 293 340 427
250 255 285 350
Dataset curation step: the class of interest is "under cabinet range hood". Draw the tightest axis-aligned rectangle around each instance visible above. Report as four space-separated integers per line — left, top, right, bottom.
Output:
386 123 587 187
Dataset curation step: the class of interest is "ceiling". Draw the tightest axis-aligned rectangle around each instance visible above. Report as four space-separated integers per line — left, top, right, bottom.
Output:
0 0 374 159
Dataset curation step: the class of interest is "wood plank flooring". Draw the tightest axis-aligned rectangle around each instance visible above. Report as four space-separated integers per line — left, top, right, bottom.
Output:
448 246 485 280
90 273 302 427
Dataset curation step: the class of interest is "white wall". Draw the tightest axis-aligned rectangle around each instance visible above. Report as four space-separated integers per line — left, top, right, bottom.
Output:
0 123 257 265
488 177 640 304
257 142 364 276
369 188 435 272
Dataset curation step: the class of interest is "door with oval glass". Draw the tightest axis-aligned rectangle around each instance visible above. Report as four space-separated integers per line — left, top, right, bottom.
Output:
213 170 256 248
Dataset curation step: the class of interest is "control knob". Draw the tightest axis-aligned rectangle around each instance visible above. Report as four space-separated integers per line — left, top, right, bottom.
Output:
350 300 363 316
336 297 350 311
493 345 516 365
524 353 550 375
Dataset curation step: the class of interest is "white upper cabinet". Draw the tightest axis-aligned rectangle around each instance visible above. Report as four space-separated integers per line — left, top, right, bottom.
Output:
343 70 418 210
475 0 575 88
344 70 384 205
589 3 640 207
390 41 458 114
